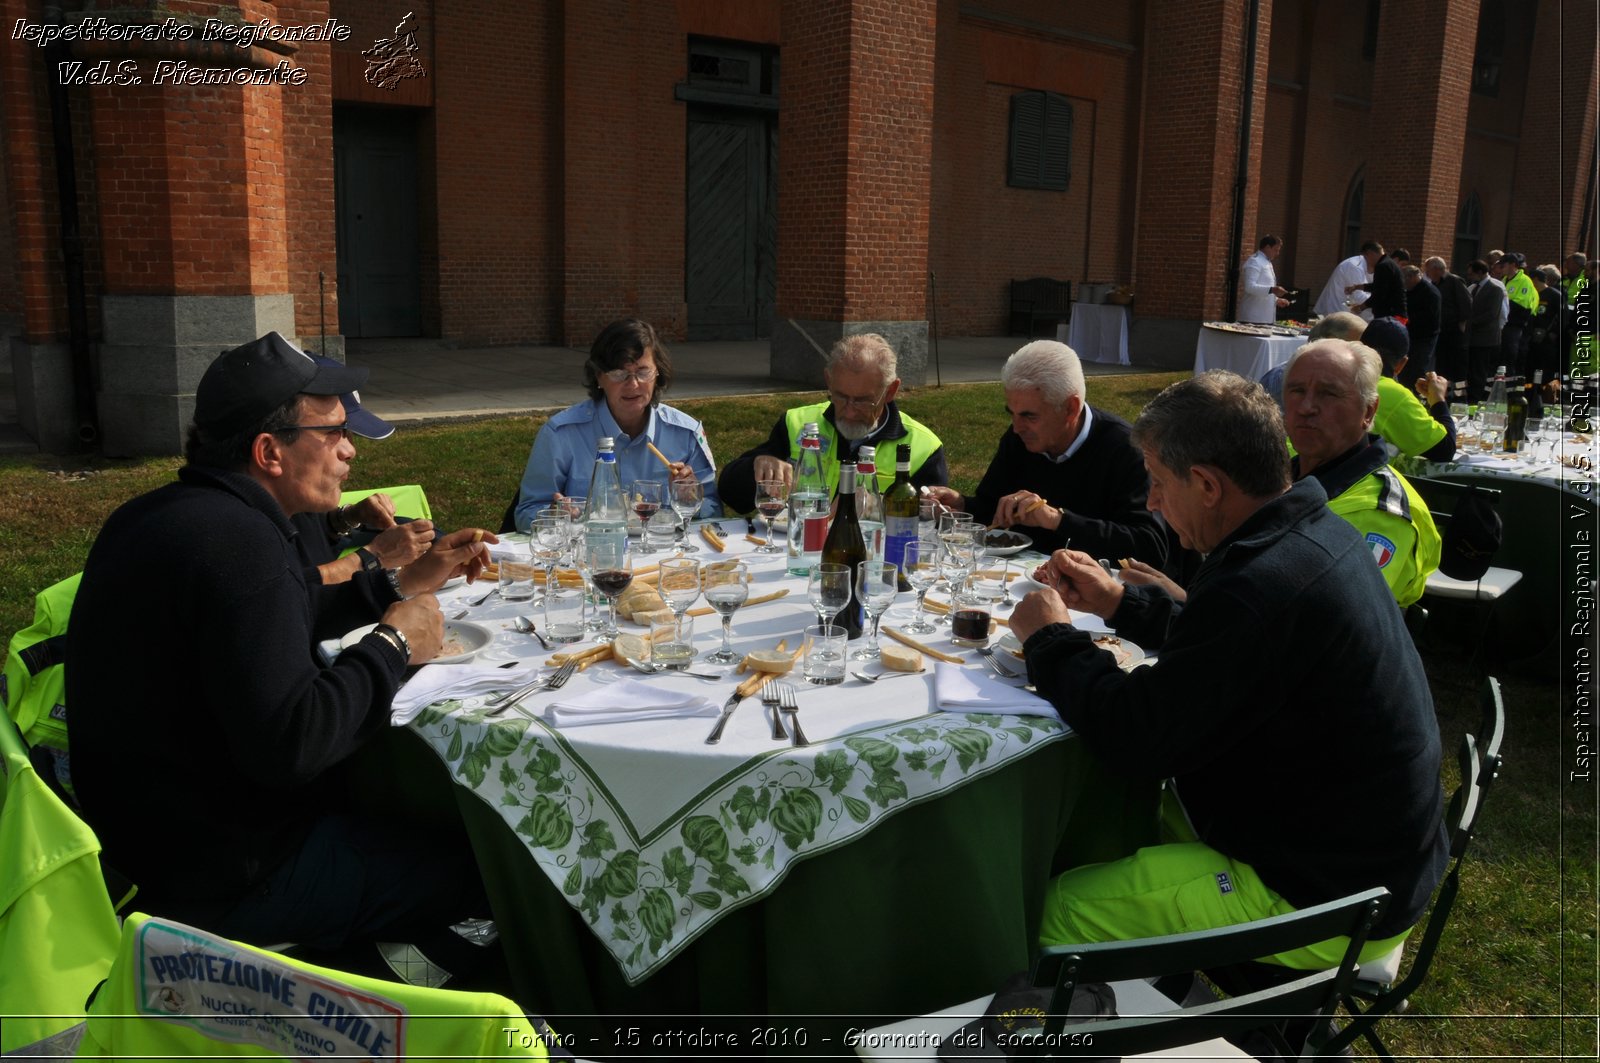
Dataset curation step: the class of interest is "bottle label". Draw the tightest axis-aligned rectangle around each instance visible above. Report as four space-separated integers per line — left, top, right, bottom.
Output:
883 515 917 568
803 514 829 552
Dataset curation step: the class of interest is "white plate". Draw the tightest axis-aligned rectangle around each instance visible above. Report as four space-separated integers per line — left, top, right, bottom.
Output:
339 620 495 664
983 530 1032 557
440 575 466 591
995 630 1145 670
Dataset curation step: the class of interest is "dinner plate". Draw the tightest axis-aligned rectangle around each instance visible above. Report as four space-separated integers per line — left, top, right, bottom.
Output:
440 575 466 591
995 630 1145 671
339 620 495 664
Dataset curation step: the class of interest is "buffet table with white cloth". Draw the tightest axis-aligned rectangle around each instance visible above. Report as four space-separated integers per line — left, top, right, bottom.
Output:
1067 303 1131 365
393 528 1157 1040
1192 323 1305 381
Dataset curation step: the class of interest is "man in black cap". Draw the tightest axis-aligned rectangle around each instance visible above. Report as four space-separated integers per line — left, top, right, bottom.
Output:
68 331 497 963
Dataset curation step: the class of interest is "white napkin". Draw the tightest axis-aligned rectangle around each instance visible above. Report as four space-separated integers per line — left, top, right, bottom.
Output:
932 661 1058 719
390 663 543 725
544 679 720 728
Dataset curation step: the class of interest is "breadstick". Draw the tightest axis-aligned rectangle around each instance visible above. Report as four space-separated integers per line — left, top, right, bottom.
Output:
645 441 674 469
881 626 964 665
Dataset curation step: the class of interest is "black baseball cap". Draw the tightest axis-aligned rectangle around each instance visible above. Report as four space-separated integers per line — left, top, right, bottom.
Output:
1362 317 1411 367
309 353 393 439
194 332 369 437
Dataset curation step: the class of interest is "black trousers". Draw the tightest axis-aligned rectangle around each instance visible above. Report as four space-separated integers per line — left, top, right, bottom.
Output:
1467 344 1500 402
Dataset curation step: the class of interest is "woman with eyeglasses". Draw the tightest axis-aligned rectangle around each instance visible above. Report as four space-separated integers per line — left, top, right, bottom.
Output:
512 318 720 531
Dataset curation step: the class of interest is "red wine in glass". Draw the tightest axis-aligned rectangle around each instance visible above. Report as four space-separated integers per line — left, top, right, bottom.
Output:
591 569 633 598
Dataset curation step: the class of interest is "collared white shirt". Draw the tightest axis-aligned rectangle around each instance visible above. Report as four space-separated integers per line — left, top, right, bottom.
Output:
1046 404 1094 463
1239 250 1280 323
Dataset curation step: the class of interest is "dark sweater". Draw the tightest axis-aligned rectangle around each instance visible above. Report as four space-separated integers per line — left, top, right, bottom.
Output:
966 407 1168 565
1022 479 1447 937
1360 256 1408 319
67 466 407 903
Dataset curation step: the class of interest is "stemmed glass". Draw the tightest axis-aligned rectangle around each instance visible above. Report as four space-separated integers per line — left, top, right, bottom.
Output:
531 516 568 582
900 539 941 634
807 562 852 631
670 479 704 552
702 560 751 664
656 558 701 647
754 479 788 554
585 537 632 638
935 538 979 626
852 561 899 660
630 481 664 554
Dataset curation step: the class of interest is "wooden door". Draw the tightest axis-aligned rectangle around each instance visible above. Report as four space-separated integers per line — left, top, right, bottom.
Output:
685 109 775 340
334 107 421 337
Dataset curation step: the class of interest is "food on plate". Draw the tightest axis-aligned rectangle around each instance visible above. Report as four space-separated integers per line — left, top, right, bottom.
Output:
611 633 649 665
1092 634 1138 668
985 528 1030 549
879 642 924 673
437 634 469 657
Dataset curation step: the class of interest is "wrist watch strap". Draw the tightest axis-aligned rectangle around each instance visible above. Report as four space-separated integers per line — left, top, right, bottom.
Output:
356 547 383 575
373 622 411 663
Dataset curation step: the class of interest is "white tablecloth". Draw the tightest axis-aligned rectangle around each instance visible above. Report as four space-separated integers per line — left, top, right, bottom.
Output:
406 529 1090 984
1421 431 1598 500
1193 326 1303 381
1068 303 1130 365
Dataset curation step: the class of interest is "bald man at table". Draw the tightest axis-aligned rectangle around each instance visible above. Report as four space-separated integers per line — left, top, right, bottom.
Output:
1009 370 1446 969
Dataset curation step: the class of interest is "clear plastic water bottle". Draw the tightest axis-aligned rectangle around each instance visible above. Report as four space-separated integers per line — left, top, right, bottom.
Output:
787 423 829 576
855 445 884 560
582 437 628 558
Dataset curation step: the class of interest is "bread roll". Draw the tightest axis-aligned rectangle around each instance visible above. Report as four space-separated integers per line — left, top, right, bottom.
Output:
879 642 924 673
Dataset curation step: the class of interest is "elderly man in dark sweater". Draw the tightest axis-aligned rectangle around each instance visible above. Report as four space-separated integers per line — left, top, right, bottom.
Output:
68 332 496 970
1012 371 1446 968
925 340 1167 565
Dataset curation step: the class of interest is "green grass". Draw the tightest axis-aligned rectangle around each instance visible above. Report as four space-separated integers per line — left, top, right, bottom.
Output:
2 372 1593 1059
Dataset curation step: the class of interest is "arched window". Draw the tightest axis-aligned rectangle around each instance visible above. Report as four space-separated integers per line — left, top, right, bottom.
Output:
1453 194 1482 268
1342 171 1365 258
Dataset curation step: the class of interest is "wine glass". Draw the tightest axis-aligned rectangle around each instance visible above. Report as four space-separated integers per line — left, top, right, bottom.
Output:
702 561 751 664
531 516 567 580
585 537 632 638
900 539 941 634
656 557 701 645
807 562 852 630
629 481 664 553
670 479 704 552
852 561 899 660
936 538 978 625
754 479 787 554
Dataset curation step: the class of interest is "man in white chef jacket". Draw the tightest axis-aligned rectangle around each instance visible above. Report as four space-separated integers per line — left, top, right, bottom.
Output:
1238 235 1290 323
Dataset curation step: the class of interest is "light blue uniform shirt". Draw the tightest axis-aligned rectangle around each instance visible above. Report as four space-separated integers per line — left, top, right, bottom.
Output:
514 398 720 531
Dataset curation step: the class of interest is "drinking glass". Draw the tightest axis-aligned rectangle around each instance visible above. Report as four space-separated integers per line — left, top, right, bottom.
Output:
542 572 586 643
851 561 899 660
531 517 567 577
802 624 847 685
585 537 632 638
629 481 664 554
670 479 704 552
656 557 701 645
970 560 1014 611
935 539 978 625
807 562 852 631
497 544 539 602
650 614 696 669
702 560 751 664
645 510 679 553
1523 415 1545 463
754 479 787 554
900 539 941 634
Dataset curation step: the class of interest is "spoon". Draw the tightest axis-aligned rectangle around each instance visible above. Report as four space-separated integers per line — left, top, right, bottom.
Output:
512 615 552 650
624 657 722 680
851 670 925 683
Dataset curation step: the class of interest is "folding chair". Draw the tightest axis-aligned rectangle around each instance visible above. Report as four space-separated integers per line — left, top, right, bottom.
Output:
1407 477 1521 668
852 887 1389 1061
1322 723 1495 1060
339 484 433 523
9 912 569 1060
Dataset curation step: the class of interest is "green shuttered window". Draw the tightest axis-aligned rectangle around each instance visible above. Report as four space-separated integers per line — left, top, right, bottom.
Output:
1007 90 1072 191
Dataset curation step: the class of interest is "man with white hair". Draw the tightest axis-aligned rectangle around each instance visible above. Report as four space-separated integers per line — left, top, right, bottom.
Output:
925 340 1166 564
717 332 947 512
1283 339 1440 607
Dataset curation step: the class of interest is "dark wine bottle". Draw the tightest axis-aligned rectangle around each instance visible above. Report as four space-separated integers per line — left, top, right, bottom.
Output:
821 463 867 638
882 443 918 590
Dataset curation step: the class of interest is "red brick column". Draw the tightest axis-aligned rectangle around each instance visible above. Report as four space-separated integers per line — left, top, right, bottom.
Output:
1363 0 1477 259
1511 0 1597 257
773 0 936 384
1131 0 1269 365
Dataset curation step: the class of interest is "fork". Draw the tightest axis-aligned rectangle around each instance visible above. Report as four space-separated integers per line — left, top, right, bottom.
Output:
778 683 808 747
762 682 788 741
976 645 1025 681
466 586 498 608
486 660 576 715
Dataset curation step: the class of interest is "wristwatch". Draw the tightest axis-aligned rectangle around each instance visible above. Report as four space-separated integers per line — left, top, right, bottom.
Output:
373 622 411 663
329 503 358 536
355 547 383 575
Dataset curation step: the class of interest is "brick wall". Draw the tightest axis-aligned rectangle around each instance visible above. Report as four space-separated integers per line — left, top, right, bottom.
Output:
1510 0 1597 260
279 0 337 346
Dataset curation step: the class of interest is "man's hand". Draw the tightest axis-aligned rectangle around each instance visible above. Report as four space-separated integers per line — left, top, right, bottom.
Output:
1275 296 1290 309
923 485 964 512
752 456 794 493
368 519 435 569
381 593 443 664
348 492 398 531
397 528 499 596
667 461 696 484
1033 549 1125 618
1117 558 1187 602
1009 588 1075 643
992 490 1057 530
1417 371 1449 406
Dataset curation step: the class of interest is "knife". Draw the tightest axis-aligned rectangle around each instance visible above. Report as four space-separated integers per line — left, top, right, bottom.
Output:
706 673 770 744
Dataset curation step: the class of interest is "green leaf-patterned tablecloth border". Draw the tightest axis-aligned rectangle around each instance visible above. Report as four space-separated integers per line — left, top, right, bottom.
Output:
412 703 1066 984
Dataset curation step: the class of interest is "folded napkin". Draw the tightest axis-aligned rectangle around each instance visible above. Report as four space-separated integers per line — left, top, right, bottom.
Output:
932 661 1058 719
545 679 720 728
391 662 543 725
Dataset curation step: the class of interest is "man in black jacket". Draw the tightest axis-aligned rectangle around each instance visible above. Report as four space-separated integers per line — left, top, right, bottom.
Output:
924 340 1167 565
1400 264 1441 386
1012 370 1446 967
1424 255 1472 386
68 332 495 964
1348 248 1408 320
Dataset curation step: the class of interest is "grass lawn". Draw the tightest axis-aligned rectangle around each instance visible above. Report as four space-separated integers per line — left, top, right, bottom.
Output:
1 372 1594 1058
